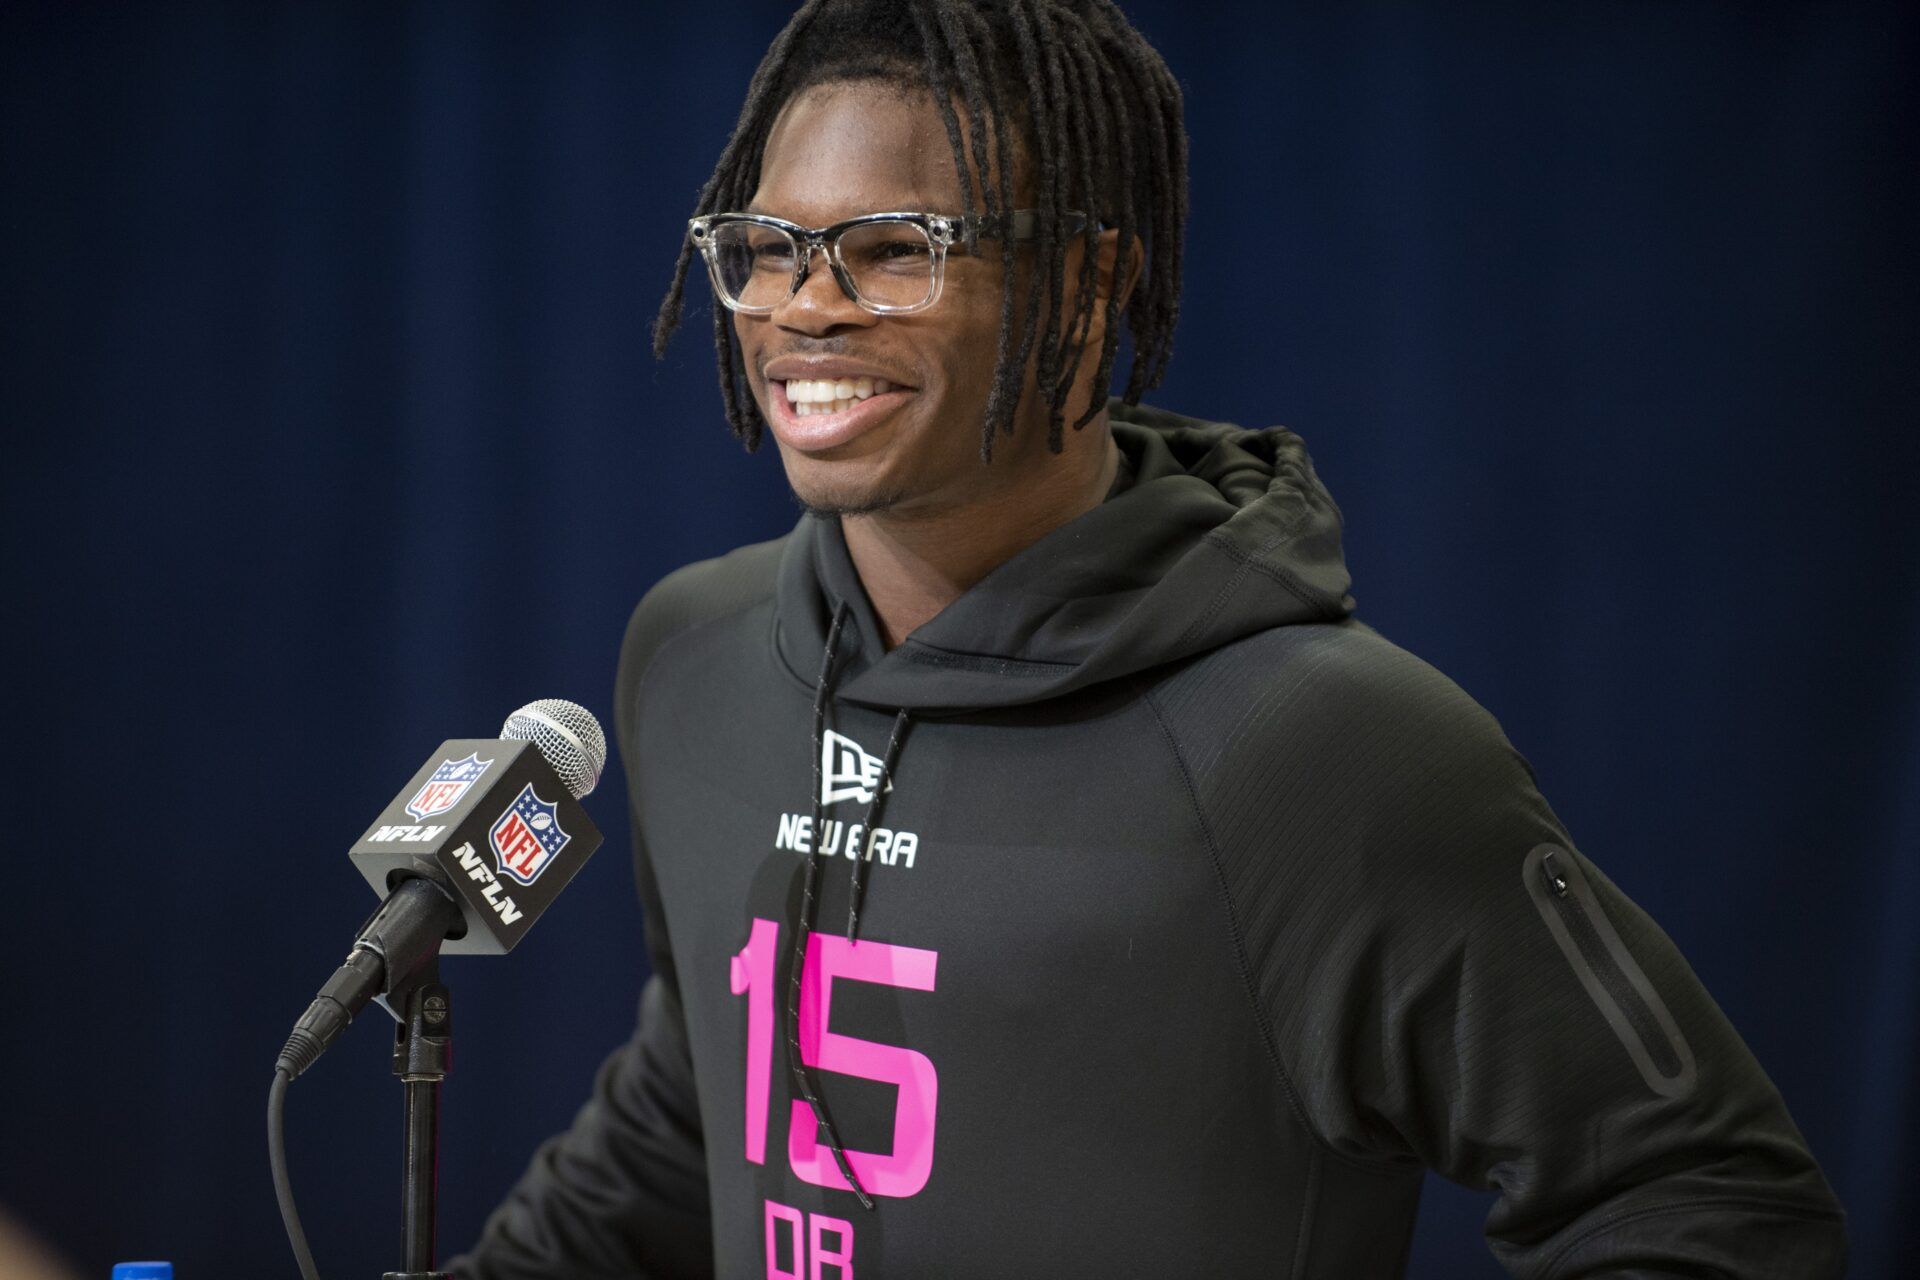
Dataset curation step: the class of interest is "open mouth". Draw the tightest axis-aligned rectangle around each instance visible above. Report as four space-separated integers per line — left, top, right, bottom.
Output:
783 376 896 415
768 376 914 451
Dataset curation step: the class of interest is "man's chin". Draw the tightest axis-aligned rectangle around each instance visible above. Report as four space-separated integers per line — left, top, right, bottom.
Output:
774 440 908 518
788 483 907 519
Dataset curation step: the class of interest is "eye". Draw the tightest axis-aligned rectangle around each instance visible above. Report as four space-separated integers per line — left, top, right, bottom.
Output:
747 237 796 267
708 224 796 274
839 222 937 277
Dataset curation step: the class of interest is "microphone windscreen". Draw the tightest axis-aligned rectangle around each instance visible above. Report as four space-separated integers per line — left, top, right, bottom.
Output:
501 699 607 800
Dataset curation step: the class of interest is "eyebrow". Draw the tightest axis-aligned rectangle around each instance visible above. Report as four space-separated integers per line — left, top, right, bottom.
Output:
738 197 949 221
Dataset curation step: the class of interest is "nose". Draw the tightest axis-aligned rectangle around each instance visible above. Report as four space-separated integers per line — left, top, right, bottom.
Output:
771 242 875 335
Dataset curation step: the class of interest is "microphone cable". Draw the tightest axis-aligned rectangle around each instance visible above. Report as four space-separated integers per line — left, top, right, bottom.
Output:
269 1066 325 1280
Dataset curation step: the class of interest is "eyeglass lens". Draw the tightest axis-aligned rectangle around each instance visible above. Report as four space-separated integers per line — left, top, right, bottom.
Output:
708 221 937 311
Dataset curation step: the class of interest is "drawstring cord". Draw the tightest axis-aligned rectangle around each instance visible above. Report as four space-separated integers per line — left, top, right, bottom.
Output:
785 601 874 1209
782 599 915 1211
847 709 911 941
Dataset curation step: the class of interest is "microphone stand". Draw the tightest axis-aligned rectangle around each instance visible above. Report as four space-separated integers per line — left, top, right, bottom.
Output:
382 963 452 1280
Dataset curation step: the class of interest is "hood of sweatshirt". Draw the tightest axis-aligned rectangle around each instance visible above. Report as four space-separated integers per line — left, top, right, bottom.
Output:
772 400 1357 714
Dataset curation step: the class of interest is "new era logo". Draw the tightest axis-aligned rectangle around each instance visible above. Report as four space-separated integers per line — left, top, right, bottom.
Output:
821 730 891 807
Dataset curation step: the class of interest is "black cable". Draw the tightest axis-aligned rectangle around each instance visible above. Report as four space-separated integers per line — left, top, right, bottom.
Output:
269 1066 325 1280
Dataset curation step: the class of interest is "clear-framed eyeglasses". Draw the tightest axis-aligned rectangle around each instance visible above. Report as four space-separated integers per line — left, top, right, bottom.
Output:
687 209 1091 317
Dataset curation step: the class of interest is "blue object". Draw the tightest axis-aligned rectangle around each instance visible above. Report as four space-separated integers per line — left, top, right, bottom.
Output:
111 1265 173 1280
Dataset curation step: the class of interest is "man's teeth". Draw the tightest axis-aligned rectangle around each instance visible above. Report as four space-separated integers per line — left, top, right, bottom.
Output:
784 376 895 416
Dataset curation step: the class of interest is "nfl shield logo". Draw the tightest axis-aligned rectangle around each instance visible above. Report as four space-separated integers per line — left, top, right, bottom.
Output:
489 783 571 886
406 753 494 821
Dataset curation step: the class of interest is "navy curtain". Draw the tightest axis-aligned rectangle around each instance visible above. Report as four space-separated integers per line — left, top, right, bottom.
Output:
5 3 1914 1276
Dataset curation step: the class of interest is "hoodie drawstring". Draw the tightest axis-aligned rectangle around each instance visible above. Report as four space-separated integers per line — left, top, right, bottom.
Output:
783 600 913 1212
786 603 866 1207
847 708 911 941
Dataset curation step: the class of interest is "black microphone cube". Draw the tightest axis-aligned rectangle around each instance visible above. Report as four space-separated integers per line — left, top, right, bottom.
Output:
349 738 603 955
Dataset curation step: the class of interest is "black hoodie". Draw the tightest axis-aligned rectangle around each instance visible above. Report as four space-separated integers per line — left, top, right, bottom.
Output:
453 404 1845 1278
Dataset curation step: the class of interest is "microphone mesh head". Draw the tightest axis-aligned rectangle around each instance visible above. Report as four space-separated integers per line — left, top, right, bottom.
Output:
501 699 607 800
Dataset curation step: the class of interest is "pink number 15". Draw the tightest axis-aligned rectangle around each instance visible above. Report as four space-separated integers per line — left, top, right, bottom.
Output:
730 918 939 1200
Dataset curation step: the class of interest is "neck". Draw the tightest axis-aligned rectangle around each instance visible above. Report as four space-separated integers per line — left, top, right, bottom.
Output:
841 425 1121 650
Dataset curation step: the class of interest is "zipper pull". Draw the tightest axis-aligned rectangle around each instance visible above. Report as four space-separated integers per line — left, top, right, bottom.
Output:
1541 849 1571 898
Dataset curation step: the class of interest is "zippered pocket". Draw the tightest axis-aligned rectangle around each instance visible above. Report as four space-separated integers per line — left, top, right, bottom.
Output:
1523 843 1697 1098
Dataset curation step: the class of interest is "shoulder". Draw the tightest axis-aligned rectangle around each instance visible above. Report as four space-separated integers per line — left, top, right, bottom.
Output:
1149 620 1573 1033
1149 618 1557 884
1153 618 1523 780
613 535 788 752
621 535 787 658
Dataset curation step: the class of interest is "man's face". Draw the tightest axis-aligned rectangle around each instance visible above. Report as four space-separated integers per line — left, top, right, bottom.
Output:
734 81 1056 518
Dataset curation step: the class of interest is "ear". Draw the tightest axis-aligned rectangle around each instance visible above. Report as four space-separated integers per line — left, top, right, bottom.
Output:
1094 228 1147 311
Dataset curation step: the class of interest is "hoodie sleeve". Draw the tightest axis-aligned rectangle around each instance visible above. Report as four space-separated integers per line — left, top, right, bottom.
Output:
1159 625 1847 1278
445 816 714 1280
448 587 741 1280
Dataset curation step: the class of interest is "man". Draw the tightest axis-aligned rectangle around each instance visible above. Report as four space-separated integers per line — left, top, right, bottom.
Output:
454 1 1846 1275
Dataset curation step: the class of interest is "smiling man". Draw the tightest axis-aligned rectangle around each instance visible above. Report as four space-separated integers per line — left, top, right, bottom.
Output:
451 2 1845 1277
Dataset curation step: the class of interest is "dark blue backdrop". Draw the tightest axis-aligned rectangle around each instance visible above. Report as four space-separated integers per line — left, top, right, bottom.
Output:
5 2 1915 1277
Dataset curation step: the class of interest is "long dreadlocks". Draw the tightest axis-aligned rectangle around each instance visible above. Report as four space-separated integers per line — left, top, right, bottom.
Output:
652 0 1188 460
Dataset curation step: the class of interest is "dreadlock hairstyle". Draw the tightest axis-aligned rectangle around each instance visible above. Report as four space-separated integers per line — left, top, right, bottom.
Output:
652 0 1188 460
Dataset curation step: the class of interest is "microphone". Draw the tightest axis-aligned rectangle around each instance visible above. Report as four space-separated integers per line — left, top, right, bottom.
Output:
275 699 608 1081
